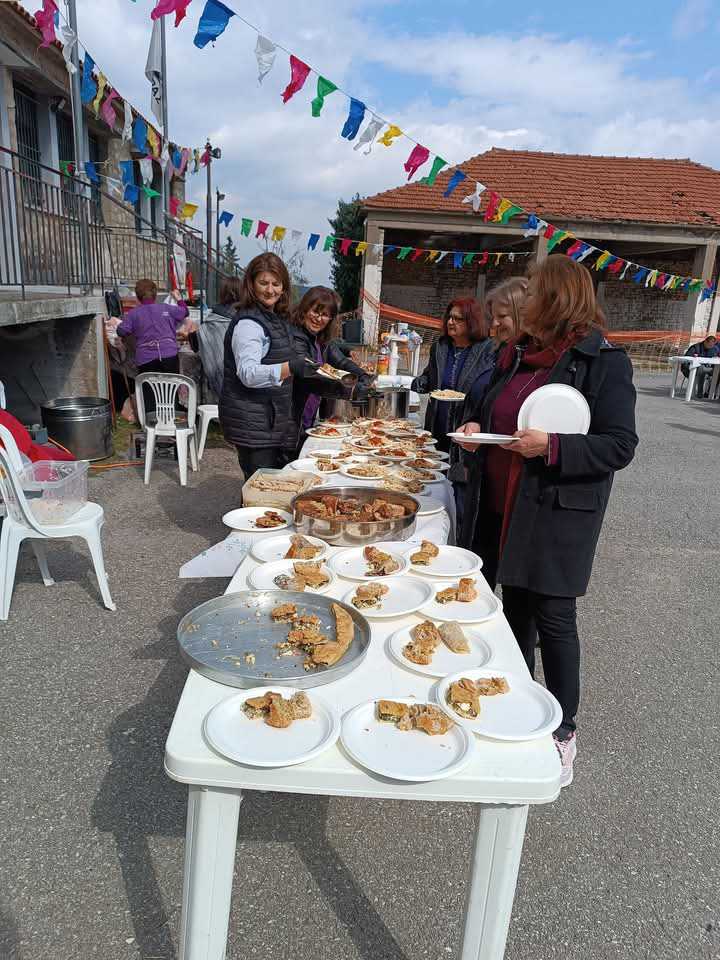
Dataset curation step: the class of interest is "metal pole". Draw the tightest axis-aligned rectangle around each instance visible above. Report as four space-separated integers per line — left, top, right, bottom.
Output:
160 17 169 225
215 187 221 287
67 0 91 291
205 139 212 305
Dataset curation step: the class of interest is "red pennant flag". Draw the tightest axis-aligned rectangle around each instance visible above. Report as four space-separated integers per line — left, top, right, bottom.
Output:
256 220 269 239
199 147 211 166
186 271 194 302
478 252 489 266
607 258 624 274
544 224 557 240
281 55 311 104
404 145 430 180
565 240 583 258
410 248 424 261
483 192 501 222
169 196 180 218
340 238 353 256
151 0 192 27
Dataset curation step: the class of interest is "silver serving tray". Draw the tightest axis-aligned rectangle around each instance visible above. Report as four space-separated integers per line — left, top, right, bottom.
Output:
177 590 371 689
291 485 418 546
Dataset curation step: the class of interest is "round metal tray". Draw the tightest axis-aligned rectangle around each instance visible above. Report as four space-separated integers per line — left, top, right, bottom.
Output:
177 590 372 689
291 485 418 546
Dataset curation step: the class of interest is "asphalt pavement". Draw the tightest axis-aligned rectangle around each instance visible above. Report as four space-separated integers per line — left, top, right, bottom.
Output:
0 374 718 960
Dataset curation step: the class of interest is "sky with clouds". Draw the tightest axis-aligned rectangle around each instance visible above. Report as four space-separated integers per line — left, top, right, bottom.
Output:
25 0 720 283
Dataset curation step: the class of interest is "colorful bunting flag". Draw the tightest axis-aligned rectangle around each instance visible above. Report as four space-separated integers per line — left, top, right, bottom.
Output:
463 253 475 266
385 245 398 256
426 250 439 262
291 230 303 243
281 55 311 104
443 170 467 198
35 0 58 48
339 238 353 256
323 236 336 252
192 148 201 173
255 36 277 84
80 54 97 104
119 161 134 186
497 201 524 224
100 88 119 129
180 202 198 220
452 252 463 269
410 248 424 262
92 73 108 117
354 241 368 256
218 211 234 227
240 217 253 236
193 0 234 48
132 117 148 154
608 258 625 275
169 196 180 217
378 125 403 148
256 220 269 239
311 77 338 117
565 240 583 258
404 145 430 180
199 146 211 166
59 160 74 177
138 157 154 185
633 267 649 284
59 24 77 75
546 229 569 253
435 251 449 263
594 251 613 271
146 126 160 157
341 99 366 141
151 0 192 28
307 233 320 250
272 225 287 243
142 185 161 199
478 252 489 266
483 191 501 222
124 184 139 204
462 182 487 213
84 161 99 183
179 148 191 176
353 116 384 155
420 156 447 187
159 143 170 171
122 100 133 142
397 246 413 261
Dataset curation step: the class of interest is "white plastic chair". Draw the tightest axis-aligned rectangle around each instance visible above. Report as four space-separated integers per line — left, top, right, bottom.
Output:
0 444 115 619
0 424 53 583
197 403 219 460
135 373 198 486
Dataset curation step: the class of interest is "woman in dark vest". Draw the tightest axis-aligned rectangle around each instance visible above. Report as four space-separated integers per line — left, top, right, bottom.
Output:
455 256 638 787
219 253 313 479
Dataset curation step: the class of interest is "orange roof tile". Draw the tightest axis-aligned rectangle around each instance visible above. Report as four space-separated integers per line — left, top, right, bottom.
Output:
363 148 720 229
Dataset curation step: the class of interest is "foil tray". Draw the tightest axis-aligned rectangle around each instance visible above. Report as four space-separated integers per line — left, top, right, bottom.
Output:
177 590 371 689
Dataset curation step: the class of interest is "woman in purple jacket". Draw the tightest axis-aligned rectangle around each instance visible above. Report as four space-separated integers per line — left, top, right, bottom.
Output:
116 278 189 411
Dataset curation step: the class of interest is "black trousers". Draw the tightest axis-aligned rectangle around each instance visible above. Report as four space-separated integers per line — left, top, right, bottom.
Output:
471 507 504 592
502 586 580 740
137 355 180 413
235 446 292 485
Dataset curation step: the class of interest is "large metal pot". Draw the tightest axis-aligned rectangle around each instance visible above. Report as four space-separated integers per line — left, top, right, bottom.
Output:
292 485 418 545
41 396 113 461
321 388 410 422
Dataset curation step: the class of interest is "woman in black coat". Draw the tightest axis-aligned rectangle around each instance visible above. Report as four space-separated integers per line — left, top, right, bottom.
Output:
455 255 638 787
412 298 496 453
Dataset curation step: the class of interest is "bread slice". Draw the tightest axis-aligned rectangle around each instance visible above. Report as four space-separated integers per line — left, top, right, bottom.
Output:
377 700 410 723
439 622 470 654
447 678 480 718
289 691 312 720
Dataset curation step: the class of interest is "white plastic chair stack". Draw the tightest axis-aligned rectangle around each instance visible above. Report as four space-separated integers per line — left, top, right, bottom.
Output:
0 442 115 620
135 373 198 486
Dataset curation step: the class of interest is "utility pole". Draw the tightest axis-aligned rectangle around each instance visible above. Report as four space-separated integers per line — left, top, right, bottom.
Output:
67 0 90 291
216 188 225 282
159 16 169 225
204 139 221 304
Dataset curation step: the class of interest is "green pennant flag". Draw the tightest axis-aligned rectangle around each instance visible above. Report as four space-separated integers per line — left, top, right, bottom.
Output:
499 203 524 225
323 235 336 252
240 217 253 237
463 253 475 266
311 77 338 117
689 279 704 292
546 230 569 253
142 186 161 199
397 246 413 260
59 160 73 177
420 156 447 187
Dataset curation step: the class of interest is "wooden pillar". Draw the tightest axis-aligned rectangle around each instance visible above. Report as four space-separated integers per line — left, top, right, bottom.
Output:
534 234 548 263
361 219 384 345
689 242 717 335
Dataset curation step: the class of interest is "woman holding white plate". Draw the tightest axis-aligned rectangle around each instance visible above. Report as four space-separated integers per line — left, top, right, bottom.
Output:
455 255 638 787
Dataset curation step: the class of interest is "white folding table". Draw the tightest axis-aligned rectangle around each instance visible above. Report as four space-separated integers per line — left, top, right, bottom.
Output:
166 544 561 960
668 355 720 401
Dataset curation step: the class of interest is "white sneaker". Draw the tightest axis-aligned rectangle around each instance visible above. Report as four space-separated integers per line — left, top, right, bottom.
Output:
553 733 577 787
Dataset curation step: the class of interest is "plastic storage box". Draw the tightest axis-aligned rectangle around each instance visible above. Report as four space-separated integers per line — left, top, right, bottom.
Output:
19 460 89 525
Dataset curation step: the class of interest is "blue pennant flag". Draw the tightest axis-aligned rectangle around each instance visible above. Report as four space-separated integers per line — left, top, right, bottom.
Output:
452 251 463 269
633 267 649 284
119 160 135 186
341 99 366 141
307 233 320 251
80 54 97 105
218 210 234 227
443 170 466 198
172 148 182 171
132 117 147 154
194 0 234 49
84 161 99 184
124 184 139 204
385 245 398 256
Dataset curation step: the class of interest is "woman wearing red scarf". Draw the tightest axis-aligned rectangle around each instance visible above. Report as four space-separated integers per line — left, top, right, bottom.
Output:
456 256 638 786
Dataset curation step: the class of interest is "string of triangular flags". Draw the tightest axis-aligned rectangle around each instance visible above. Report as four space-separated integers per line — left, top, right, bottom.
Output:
152 0 716 301
219 213 532 269
32 1 207 197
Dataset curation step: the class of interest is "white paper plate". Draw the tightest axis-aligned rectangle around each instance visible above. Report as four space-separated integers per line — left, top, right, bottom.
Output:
414 496 444 517
435 669 563 741
328 546 410 581
430 391 466 402
420 580 502 623
392 470 444 485
204 688 340 767
339 464 387 481
341 576 434 619
250 534 329 564
247 559 335 594
369 450 412 462
404 458 450 473
289 458 341 475
425 449 450 461
404 544 482 578
341 698 475 782
387 625 493 678
308 447 346 459
306 426 350 438
222 508 292 532
447 432 518 446
517 384 591 434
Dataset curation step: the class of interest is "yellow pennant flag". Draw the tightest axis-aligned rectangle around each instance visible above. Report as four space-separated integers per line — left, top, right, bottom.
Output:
180 202 198 221
92 73 108 116
493 198 513 223
378 124 403 147
354 241 368 256
426 250 440 262
494 253 503 265
146 127 160 158
271 225 287 243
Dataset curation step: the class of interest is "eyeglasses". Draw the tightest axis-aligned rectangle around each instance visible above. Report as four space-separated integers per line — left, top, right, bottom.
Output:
308 308 331 320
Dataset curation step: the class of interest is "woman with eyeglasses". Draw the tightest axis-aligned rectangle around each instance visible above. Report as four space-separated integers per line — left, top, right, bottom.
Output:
290 286 372 443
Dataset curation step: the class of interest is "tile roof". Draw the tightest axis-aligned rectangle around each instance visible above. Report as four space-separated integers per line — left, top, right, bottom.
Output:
363 148 720 229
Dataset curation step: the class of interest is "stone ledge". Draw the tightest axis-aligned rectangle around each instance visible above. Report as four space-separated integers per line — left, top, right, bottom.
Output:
0 296 106 327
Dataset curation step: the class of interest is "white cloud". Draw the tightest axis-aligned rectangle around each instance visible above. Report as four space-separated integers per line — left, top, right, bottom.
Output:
17 2 720 284
672 0 711 39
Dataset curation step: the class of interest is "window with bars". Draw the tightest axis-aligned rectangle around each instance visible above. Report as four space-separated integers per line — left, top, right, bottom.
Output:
14 86 43 206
